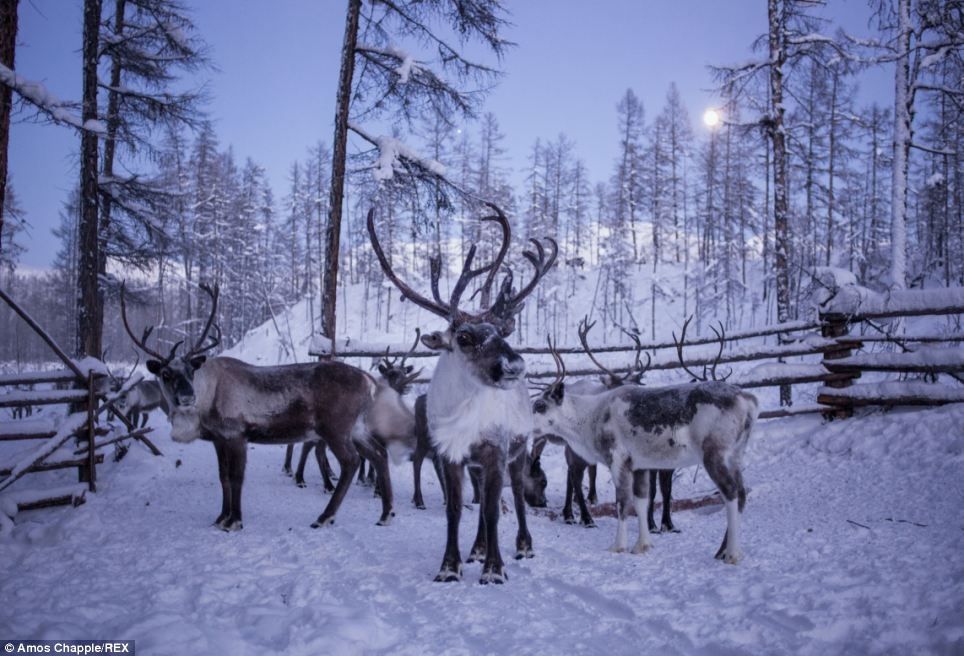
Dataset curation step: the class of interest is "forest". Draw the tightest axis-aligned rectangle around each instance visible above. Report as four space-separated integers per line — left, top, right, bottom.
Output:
0 0 962 365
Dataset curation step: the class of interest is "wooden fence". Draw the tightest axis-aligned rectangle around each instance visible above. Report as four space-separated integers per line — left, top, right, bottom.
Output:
0 288 161 519
319 293 964 420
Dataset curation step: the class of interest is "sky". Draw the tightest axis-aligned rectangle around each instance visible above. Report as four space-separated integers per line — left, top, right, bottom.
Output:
7 0 886 270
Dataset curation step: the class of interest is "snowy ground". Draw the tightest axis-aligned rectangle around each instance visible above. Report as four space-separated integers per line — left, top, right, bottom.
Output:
1 401 962 655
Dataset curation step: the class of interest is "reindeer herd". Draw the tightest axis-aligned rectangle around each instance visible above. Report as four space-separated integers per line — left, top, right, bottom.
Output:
117 204 759 584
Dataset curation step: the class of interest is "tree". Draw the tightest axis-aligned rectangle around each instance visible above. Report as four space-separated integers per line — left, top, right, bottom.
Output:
0 0 17 253
321 0 511 354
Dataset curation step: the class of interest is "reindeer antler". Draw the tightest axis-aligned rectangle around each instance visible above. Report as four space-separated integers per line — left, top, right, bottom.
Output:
673 316 730 382
120 281 182 365
367 204 556 337
187 283 221 358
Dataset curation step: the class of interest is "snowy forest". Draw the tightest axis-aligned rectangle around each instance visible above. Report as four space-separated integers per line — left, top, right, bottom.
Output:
2 3 964 654
0 0 962 365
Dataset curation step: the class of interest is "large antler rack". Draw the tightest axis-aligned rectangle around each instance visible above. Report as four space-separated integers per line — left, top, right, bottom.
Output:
120 282 182 365
577 317 650 388
366 204 557 337
120 281 221 364
672 316 731 382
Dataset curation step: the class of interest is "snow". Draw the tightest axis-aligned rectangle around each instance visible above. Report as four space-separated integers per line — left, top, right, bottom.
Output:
813 268 964 318
1 397 963 653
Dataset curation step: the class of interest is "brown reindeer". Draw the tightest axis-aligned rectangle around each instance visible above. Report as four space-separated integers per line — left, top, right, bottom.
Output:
368 204 556 584
121 282 412 530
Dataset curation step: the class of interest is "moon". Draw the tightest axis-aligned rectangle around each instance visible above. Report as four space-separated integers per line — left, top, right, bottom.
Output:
703 108 721 128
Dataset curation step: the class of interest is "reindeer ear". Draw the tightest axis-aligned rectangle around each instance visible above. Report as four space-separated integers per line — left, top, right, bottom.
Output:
377 363 389 376
146 360 162 375
421 331 451 352
189 355 207 370
404 365 414 374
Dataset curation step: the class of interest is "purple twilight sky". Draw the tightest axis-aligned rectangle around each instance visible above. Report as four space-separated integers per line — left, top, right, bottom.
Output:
8 0 886 270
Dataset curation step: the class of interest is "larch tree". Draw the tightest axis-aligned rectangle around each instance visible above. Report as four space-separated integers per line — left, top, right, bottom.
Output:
321 0 510 355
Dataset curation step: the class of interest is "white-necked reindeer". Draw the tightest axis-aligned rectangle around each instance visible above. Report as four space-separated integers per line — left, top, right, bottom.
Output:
121 283 413 530
532 335 758 564
368 204 556 584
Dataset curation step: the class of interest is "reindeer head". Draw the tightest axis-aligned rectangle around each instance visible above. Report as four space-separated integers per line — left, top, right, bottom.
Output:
376 328 423 395
367 204 557 391
121 282 221 413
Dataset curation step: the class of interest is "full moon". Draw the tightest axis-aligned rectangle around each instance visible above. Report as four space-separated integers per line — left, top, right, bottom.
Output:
703 108 721 127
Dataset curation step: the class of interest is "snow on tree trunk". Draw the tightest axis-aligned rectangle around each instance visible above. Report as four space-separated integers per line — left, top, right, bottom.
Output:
890 0 911 291
769 0 792 406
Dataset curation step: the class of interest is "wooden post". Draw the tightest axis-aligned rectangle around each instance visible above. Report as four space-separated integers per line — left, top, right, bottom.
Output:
819 312 859 419
79 373 98 491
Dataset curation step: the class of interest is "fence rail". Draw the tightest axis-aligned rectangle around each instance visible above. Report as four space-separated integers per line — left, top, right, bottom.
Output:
325 294 964 420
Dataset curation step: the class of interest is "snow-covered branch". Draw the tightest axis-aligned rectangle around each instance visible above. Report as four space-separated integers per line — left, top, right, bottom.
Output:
0 63 105 134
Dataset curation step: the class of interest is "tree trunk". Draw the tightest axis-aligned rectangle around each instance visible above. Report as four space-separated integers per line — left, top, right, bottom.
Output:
890 0 912 291
769 0 792 406
77 0 102 358
0 0 17 253
320 0 361 359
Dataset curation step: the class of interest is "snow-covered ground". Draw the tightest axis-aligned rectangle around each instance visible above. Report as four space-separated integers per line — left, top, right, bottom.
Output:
1 400 962 655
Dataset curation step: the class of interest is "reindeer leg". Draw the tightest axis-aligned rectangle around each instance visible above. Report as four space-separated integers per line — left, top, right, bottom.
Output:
647 469 659 533
357 439 394 526
703 447 744 564
659 469 679 533
213 439 232 529
508 447 534 560
215 437 246 532
630 469 653 554
314 443 336 493
566 449 595 527
587 464 598 505
478 445 508 584
469 467 482 505
283 444 294 476
435 459 464 582
412 440 428 509
609 460 633 553
467 464 487 563
311 437 359 529
295 442 313 488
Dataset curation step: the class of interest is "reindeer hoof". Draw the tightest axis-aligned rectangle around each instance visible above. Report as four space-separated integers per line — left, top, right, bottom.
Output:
631 542 652 554
376 511 395 526
479 568 506 585
311 516 335 529
296 481 307 489
514 548 534 560
466 547 486 563
718 551 742 565
609 544 627 553
434 567 462 583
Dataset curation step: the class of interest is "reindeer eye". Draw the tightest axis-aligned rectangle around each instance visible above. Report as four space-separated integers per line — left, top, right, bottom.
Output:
456 333 473 348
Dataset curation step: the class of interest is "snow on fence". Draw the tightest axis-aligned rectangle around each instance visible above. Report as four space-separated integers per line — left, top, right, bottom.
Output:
0 287 162 524
322 284 964 420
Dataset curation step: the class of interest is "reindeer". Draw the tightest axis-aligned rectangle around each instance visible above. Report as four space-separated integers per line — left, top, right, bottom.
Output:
384 330 547 512
368 204 556 584
116 379 170 428
532 334 758 564
121 282 413 531
570 318 679 533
